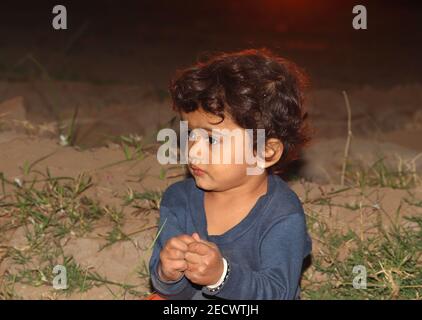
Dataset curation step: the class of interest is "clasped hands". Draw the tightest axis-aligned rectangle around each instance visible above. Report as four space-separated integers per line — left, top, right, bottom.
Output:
158 233 224 286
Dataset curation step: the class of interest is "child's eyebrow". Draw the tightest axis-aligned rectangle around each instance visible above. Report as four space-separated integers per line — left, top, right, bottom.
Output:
187 125 214 133
188 127 233 139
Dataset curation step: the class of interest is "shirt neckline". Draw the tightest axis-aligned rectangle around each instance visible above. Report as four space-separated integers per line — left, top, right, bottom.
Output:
189 174 277 244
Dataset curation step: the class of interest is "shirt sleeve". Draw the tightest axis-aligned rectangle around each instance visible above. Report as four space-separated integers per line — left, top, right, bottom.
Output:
201 213 310 300
149 194 197 300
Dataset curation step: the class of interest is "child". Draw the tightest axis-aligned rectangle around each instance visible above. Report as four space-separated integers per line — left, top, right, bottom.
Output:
149 48 312 300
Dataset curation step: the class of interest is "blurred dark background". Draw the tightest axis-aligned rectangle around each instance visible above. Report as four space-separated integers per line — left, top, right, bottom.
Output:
1 0 421 89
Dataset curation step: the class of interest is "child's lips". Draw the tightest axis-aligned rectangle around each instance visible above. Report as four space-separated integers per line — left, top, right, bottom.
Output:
189 164 206 176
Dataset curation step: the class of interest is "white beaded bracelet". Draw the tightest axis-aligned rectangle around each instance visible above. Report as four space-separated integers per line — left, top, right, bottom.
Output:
207 258 230 293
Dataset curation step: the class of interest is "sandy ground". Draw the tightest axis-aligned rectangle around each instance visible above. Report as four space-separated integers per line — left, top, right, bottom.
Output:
0 81 421 299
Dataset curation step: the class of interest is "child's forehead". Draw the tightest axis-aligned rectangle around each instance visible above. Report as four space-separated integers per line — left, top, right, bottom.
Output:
180 109 240 131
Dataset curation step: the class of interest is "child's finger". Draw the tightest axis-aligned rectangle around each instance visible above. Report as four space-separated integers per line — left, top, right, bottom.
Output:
166 248 185 260
166 234 196 252
194 237 216 249
166 237 190 252
177 234 196 245
187 242 210 256
192 232 201 242
171 259 188 271
184 251 202 264
191 233 214 247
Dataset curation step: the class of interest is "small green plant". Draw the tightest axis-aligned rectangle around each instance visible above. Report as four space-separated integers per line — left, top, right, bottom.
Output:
345 157 420 189
303 213 422 299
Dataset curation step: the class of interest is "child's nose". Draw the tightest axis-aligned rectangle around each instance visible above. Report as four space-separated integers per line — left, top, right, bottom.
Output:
188 138 208 164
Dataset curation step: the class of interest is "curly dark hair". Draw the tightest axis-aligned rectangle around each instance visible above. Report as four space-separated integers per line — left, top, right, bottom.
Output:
169 48 311 175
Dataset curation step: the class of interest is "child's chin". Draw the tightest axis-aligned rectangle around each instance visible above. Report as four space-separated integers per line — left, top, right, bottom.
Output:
193 177 214 191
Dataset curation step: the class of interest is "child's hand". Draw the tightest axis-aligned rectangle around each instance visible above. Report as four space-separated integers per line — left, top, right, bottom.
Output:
158 234 195 282
184 233 224 286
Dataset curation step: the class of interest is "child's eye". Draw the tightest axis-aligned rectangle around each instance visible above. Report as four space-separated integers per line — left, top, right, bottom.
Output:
187 129 218 145
208 135 219 145
187 129 197 140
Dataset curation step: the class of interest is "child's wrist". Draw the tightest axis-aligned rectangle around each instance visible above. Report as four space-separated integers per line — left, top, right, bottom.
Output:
207 257 228 290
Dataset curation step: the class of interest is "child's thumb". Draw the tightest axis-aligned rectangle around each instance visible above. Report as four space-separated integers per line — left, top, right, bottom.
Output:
192 232 201 241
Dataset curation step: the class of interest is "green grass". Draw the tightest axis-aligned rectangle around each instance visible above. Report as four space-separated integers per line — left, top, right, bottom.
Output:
0 167 162 299
303 192 422 300
304 221 422 299
300 153 422 299
344 157 420 189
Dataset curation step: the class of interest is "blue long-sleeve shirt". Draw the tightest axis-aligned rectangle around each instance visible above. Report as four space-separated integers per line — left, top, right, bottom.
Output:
149 173 312 300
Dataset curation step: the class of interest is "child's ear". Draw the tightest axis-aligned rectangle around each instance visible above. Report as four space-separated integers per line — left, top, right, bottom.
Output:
263 138 284 168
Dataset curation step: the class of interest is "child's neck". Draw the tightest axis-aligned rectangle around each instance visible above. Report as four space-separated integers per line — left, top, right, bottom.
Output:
204 173 269 236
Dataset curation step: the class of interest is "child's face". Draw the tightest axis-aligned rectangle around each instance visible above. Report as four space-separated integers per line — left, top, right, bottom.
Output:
180 108 265 192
